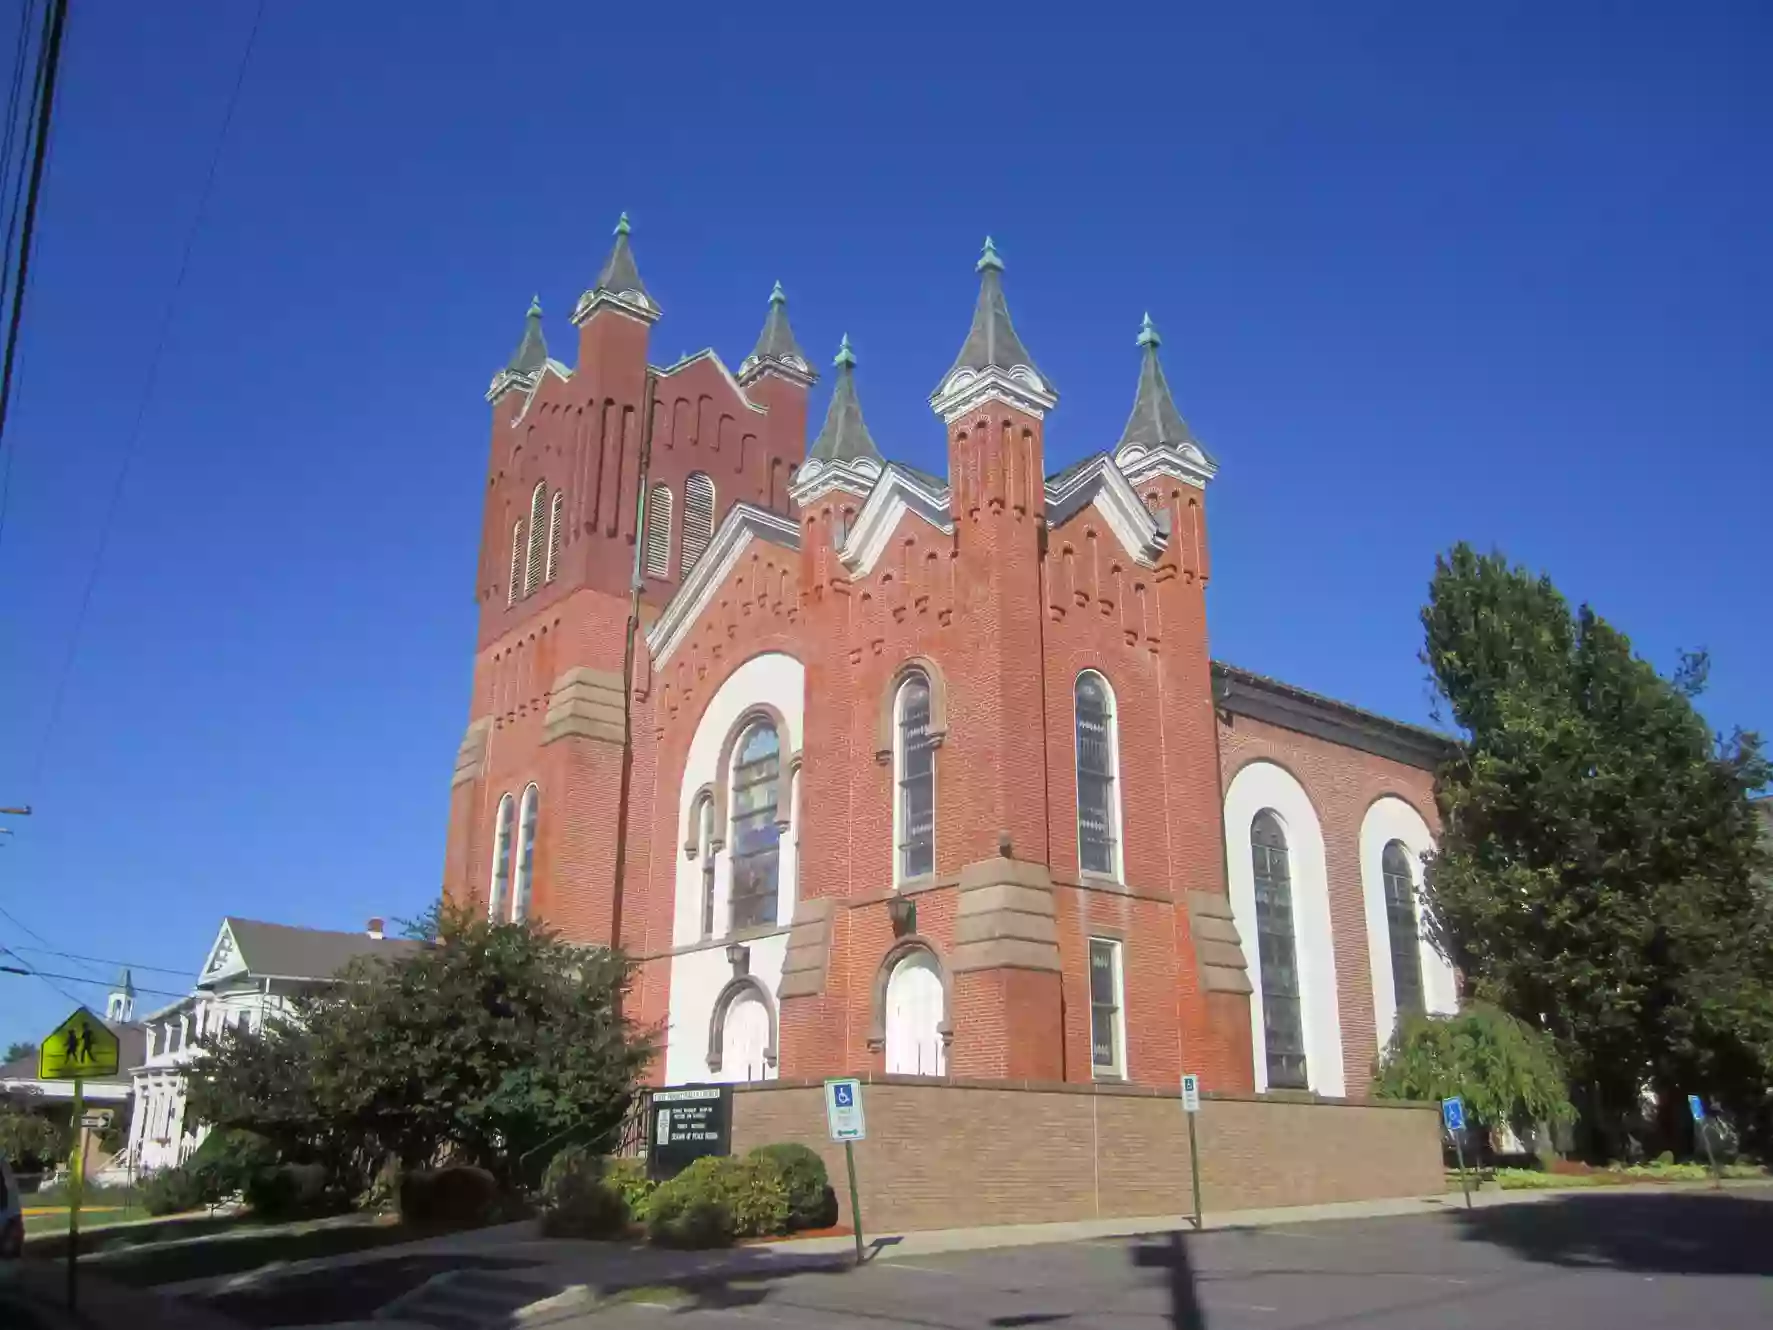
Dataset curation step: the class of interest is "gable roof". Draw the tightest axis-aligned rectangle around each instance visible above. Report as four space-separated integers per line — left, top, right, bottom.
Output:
206 917 421 985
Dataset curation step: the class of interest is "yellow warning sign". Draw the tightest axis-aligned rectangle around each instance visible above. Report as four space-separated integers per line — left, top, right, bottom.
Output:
38 1007 120 1080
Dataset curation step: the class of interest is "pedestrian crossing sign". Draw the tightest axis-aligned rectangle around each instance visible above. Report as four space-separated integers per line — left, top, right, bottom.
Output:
38 1006 120 1080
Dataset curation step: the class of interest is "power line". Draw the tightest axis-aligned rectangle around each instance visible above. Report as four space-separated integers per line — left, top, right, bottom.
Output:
0 962 187 999
4 942 188 978
0 0 51 555
0 895 108 984
29 0 264 784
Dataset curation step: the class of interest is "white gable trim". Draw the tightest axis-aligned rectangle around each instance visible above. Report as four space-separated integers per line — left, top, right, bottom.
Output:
838 465 955 578
571 288 660 325
1115 440 1216 490
930 364 1057 423
652 349 769 416
200 920 246 985
646 503 800 666
506 360 575 426
1045 454 1166 567
788 455 881 507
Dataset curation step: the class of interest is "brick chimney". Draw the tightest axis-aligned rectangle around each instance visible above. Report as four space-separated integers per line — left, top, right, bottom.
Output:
366 917 385 941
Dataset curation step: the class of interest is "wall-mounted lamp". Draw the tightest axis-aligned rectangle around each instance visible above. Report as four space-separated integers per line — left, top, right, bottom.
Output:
887 895 917 937
726 942 750 976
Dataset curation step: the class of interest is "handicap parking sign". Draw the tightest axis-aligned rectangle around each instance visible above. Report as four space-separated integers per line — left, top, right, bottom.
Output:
1688 1094 1706 1122
825 1077 866 1142
1442 1096 1466 1132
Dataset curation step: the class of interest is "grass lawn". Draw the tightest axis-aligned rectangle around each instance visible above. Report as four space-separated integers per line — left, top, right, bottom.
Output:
25 1209 495 1287
21 1204 150 1236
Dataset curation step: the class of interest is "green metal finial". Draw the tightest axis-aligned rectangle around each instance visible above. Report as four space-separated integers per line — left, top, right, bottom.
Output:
527 293 543 318
1137 311 1160 349
769 280 786 306
834 333 856 369
614 211 631 236
977 235 1003 272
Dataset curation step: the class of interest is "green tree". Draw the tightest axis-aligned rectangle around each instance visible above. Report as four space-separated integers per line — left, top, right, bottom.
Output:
4 1040 37 1064
1420 544 1773 1155
0 1107 65 1170
1375 1004 1574 1141
187 904 652 1190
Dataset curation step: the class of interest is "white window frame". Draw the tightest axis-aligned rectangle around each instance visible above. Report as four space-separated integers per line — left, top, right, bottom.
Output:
1074 670 1125 882
892 672 936 884
1088 936 1127 1079
511 783 539 921
507 520 523 605
488 792 515 920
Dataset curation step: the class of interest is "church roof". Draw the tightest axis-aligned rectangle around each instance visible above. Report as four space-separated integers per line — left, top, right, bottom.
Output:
808 336 883 465
594 212 649 302
505 295 548 376
748 282 806 364
1116 314 1209 462
936 237 1052 394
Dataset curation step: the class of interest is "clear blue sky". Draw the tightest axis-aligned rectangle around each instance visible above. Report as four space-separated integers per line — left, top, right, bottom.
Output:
1 2 1767 1046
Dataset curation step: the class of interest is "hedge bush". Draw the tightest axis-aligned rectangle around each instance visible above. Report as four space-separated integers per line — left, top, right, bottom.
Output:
141 1165 212 1216
187 1129 278 1201
244 1162 335 1220
646 1155 788 1248
748 1143 836 1231
604 1156 656 1223
399 1164 501 1227
538 1146 629 1239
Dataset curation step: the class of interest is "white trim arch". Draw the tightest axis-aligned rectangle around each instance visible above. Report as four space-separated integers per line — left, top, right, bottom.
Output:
1223 761 1345 1096
1359 796 1459 1048
1074 669 1125 881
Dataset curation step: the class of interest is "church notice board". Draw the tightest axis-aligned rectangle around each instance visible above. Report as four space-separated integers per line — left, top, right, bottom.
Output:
648 1085 733 1179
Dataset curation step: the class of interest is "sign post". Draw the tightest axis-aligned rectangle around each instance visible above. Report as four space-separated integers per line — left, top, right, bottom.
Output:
1689 1095 1720 1188
1181 1074 1203 1230
824 1079 867 1263
1442 1096 1471 1210
38 1007 119 1311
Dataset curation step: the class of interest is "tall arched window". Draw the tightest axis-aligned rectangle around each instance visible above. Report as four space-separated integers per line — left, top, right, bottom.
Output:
488 793 515 921
728 722 781 930
1252 810 1307 1089
1075 672 1121 877
885 949 946 1075
511 784 539 921
682 472 715 572
643 483 673 578
545 490 564 583
696 792 717 939
1382 840 1425 1018
507 521 524 606
524 481 548 595
895 673 935 880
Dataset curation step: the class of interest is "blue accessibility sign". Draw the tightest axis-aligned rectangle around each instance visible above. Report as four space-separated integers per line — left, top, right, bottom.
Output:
1442 1096 1466 1132
1688 1094 1706 1122
834 1083 854 1107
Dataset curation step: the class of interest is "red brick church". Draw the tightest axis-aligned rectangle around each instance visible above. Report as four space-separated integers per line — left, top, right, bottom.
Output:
441 218 1458 1099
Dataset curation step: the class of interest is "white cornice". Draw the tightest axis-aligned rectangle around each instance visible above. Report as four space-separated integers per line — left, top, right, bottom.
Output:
570 288 661 326
1115 439 1216 490
838 464 955 578
1045 453 1166 567
737 352 816 388
651 349 769 415
929 364 1058 424
506 360 574 426
646 503 801 666
787 455 882 507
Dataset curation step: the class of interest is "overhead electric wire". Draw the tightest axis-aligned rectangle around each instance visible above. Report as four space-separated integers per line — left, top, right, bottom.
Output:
28 0 264 784
0 961 187 999
0 894 109 984
0 0 47 554
0 941 79 1004
4 942 188 978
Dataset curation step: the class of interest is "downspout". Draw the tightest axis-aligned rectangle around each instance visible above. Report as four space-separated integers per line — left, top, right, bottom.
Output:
610 370 659 952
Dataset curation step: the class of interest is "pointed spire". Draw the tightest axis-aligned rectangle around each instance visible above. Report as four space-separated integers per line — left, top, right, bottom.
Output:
739 279 813 384
931 237 1056 414
808 334 883 464
1116 313 1202 453
573 211 659 324
504 294 548 375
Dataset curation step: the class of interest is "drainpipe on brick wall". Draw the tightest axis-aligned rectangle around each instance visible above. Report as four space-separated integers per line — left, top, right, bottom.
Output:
610 370 659 953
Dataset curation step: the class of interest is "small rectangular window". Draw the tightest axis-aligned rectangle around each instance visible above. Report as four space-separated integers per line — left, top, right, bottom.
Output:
1089 937 1125 1078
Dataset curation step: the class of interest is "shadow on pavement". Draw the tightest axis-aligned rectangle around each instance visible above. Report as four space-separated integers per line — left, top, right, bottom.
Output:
1132 1230 1209 1330
1453 1190 1773 1276
199 1254 542 1328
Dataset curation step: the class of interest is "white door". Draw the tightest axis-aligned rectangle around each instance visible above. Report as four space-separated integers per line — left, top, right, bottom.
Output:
722 992 772 1082
885 951 946 1075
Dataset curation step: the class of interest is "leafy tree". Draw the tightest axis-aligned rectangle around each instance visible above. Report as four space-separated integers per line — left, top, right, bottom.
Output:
1420 544 1773 1155
187 904 652 1191
4 1041 37 1064
0 1107 65 1170
1375 1004 1574 1141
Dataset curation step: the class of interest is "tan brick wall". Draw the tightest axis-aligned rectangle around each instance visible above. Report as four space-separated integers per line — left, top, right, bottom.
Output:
730 1078 1441 1233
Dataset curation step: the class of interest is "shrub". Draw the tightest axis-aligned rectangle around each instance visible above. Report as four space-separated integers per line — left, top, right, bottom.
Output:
603 1156 656 1223
141 1165 212 1216
538 1146 630 1240
646 1154 788 1247
399 1164 501 1227
748 1143 836 1230
1374 1004 1574 1142
188 1129 278 1201
244 1162 335 1220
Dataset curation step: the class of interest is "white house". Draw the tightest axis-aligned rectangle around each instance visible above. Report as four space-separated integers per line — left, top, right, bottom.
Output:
128 916 418 1173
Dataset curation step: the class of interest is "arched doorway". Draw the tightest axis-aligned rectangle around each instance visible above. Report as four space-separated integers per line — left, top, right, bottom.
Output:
885 949 946 1075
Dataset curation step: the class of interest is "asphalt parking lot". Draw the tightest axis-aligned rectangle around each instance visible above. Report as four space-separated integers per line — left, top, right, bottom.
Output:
564 1187 1773 1330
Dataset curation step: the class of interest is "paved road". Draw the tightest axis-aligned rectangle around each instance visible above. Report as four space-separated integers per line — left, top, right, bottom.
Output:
561 1188 1773 1330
